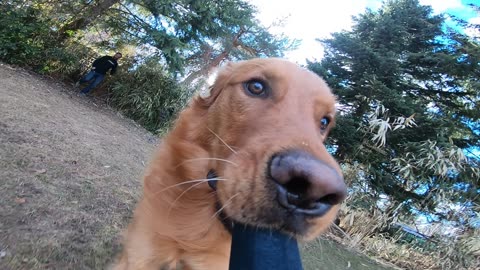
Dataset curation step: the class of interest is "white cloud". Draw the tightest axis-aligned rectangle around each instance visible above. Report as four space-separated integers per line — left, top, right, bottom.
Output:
419 0 463 13
466 17 480 38
249 0 373 63
470 17 480 24
249 0 475 63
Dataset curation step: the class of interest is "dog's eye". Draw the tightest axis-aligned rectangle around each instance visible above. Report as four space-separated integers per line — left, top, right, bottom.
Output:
244 80 267 96
320 117 330 130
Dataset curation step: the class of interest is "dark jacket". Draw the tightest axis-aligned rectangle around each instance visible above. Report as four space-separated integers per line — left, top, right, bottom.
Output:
92 56 118 75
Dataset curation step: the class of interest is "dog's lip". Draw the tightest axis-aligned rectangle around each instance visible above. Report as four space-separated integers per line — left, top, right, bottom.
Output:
206 169 234 233
276 184 332 217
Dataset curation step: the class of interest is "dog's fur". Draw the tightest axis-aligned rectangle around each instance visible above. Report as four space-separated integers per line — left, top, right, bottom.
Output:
111 58 344 270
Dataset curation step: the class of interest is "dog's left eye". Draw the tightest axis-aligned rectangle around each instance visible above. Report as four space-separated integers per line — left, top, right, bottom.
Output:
320 117 330 130
244 80 267 96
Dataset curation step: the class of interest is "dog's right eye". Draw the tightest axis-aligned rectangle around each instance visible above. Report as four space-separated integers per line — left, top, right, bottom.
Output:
320 117 330 130
244 80 267 97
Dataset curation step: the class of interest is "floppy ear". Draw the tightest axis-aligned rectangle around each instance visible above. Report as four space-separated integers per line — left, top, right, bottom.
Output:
197 62 234 108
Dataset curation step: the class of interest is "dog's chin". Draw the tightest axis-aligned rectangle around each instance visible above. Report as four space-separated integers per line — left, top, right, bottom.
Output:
212 169 336 240
219 194 333 240
223 207 330 240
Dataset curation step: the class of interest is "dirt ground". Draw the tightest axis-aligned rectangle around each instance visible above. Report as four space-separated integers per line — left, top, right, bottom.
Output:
0 63 395 270
0 63 157 269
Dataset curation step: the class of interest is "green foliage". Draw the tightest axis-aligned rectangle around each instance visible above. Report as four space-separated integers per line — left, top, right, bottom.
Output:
103 0 296 72
0 1 98 78
0 2 55 66
181 16 299 85
40 41 98 79
309 0 479 231
0 0 293 135
108 58 189 133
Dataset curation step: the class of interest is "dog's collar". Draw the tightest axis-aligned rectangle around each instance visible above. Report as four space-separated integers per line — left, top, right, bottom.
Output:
207 169 234 234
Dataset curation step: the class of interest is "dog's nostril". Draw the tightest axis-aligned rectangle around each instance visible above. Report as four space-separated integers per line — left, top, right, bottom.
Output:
269 150 347 215
286 191 340 210
284 176 309 196
316 193 343 205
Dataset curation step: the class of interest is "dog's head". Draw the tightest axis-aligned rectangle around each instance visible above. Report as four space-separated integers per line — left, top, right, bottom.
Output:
195 58 347 240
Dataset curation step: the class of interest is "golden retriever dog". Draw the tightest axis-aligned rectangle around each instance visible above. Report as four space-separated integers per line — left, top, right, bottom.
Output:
111 58 347 270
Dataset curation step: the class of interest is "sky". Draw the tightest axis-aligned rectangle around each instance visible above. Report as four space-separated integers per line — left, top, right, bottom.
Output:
248 0 479 64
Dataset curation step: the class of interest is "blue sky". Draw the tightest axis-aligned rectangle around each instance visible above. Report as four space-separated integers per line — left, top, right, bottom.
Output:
249 0 479 63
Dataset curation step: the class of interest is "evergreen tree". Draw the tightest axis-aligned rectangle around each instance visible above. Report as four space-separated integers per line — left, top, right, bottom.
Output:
308 0 479 229
102 0 294 72
181 18 297 86
3 0 295 72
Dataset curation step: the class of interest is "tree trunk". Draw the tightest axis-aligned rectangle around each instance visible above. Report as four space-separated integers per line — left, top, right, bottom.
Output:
182 29 247 86
182 51 229 86
58 0 119 40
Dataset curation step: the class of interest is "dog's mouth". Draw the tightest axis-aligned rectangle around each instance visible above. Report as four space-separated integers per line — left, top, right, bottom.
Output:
274 183 333 216
206 168 322 237
206 149 347 237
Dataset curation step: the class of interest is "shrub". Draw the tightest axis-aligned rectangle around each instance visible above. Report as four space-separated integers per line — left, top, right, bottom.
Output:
108 57 189 134
0 3 55 66
40 41 98 80
0 2 98 79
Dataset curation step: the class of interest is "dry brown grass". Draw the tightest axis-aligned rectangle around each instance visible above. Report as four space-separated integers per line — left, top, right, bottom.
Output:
328 204 480 270
0 63 157 269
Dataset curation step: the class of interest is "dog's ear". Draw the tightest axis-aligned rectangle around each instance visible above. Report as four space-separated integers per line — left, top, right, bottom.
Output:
197 62 234 107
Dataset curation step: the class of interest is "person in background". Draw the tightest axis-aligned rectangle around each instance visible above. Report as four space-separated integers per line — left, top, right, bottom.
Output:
76 52 122 95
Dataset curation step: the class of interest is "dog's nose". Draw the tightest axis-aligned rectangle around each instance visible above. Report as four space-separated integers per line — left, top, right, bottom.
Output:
268 150 347 217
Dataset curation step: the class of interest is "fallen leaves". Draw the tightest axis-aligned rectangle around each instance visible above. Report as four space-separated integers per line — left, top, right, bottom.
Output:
34 169 47 175
14 197 26 204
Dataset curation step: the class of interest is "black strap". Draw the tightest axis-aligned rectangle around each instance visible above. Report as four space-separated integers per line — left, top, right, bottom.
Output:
229 223 303 270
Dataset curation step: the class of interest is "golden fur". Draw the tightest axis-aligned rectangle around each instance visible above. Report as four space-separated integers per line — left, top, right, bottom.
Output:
111 58 345 270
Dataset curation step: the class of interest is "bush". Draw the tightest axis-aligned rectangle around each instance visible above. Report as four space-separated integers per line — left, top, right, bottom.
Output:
0 3 55 66
108 57 189 134
39 41 98 80
0 1 186 134
0 2 98 79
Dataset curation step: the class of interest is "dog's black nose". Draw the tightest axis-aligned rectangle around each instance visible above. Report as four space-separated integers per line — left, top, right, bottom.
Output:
268 150 347 217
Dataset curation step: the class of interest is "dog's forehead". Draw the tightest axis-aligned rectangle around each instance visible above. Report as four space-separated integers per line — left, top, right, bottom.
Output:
233 59 330 91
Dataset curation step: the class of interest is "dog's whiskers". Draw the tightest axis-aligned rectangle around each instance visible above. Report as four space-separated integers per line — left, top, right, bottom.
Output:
164 177 228 219
173 157 238 169
154 178 228 196
207 127 237 154
210 192 240 221
165 180 212 218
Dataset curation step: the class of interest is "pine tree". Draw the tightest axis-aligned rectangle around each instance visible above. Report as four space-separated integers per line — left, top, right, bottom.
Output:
308 0 479 229
102 0 295 71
